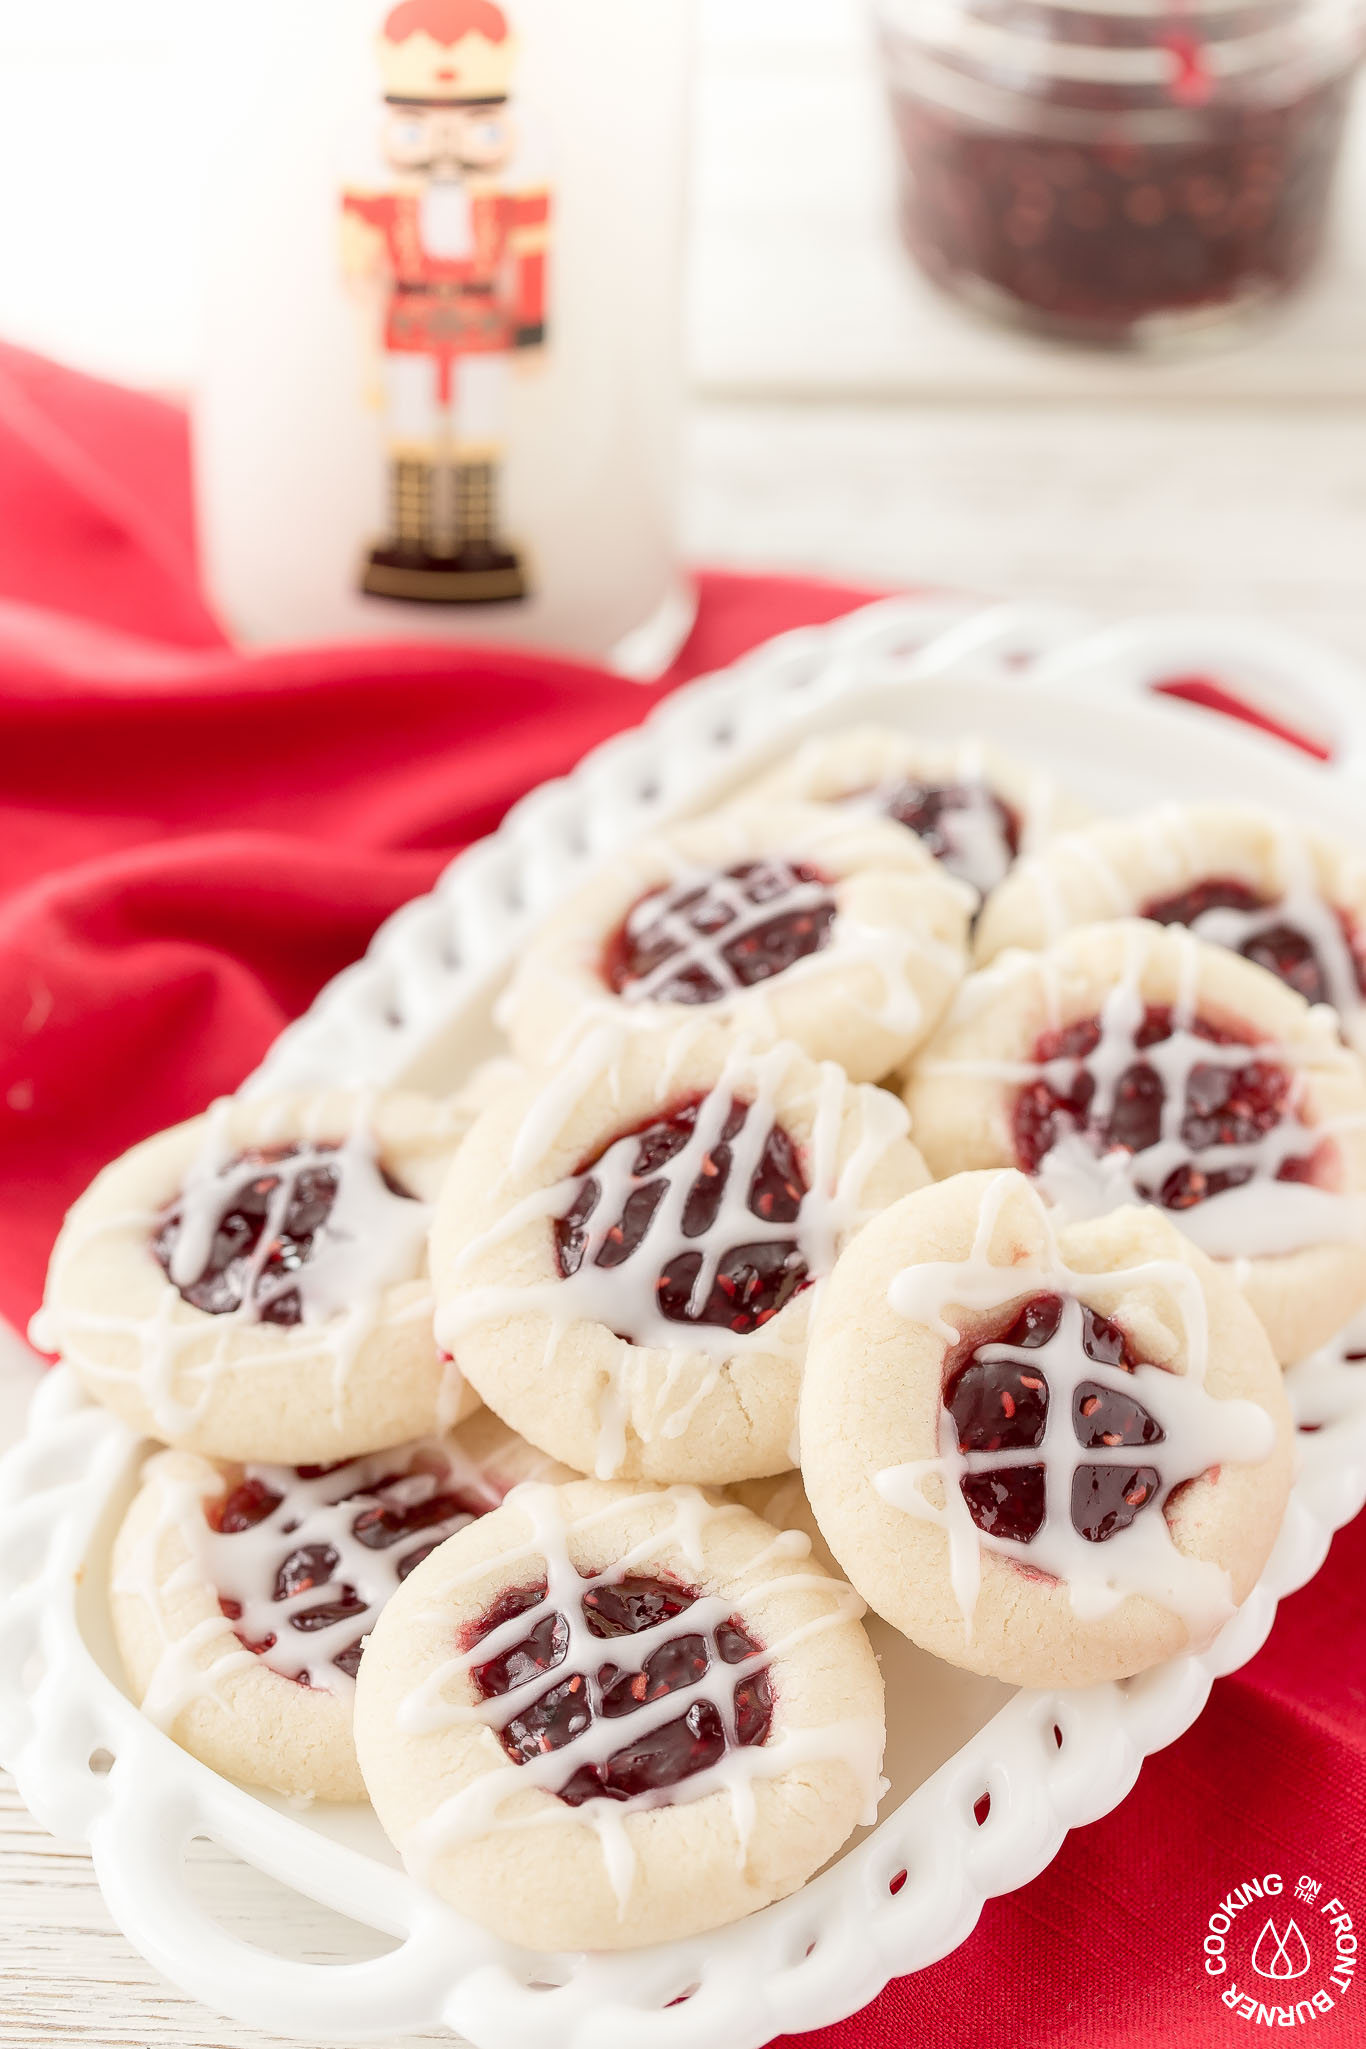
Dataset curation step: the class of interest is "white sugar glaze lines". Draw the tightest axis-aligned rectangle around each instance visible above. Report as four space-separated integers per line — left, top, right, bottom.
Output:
214 1443 498 1686
1167 815 1364 1027
778 732 1062 895
500 808 975 1066
858 742 1016 897
1285 1306 1366 1430
113 1459 259 1732
1014 808 1366 1026
436 1036 912 1474
616 857 833 1006
32 1095 439 1438
116 1436 506 1711
875 1173 1276 1639
932 925 1366 1260
843 780 1009 899
893 779 1012 898
167 1107 432 1348
398 1482 884 1914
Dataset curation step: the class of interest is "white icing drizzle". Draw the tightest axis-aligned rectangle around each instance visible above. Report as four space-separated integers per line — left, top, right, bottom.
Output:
115 1434 508 1716
39 1095 443 1438
874 1173 1277 1640
166 1102 428 1327
114 1461 259 1730
932 925 1366 1260
396 1481 883 1914
435 1035 912 1476
914 784 1014 898
854 759 1015 900
777 732 1061 894
1174 820 1363 1026
1014 808 1365 1031
505 809 974 1067
607 853 965 1052
1284 1306 1366 1431
614 856 836 1006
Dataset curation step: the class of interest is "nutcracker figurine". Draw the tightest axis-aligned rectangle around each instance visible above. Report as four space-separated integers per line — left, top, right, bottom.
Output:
341 0 551 603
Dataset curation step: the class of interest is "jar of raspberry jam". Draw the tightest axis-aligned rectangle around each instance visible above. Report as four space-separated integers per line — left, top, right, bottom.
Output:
875 0 1365 347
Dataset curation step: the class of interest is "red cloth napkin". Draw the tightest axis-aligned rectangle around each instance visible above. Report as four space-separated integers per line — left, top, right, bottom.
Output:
3 341 1364 2048
0 343 870 1335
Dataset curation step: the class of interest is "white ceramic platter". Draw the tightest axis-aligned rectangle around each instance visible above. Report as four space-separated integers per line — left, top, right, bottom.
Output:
4 596 1366 2049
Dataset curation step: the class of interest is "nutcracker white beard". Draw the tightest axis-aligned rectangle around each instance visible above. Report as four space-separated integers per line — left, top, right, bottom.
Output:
419 179 476 261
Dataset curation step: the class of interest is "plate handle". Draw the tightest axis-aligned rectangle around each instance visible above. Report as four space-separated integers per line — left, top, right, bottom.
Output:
1023 616 1366 776
90 1784 460 2043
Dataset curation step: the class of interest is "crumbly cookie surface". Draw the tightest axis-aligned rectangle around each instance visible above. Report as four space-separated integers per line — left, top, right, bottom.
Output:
110 1411 572 1801
38 1088 481 1462
353 1477 885 1951
740 727 1090 897
800 1170 1293 1688
431 1029 929 1483
903 920 1366 1362
497 799 973 1083
976 803 1366 1060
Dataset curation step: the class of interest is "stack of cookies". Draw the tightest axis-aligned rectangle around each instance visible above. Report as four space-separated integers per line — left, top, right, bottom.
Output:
40 732 1366 1951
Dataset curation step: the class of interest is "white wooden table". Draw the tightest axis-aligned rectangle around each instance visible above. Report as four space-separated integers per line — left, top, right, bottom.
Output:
4 1 1366 2041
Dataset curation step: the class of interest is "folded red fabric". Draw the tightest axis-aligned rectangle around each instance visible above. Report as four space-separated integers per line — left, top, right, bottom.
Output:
2 341 1363 2049
0 342 869 1337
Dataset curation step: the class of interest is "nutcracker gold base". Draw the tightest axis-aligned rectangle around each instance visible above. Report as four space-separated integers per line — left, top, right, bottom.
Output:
362 456 529 604
361 552 528 605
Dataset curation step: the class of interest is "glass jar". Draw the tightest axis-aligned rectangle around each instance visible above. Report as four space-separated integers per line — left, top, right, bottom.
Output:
874 0 1366 348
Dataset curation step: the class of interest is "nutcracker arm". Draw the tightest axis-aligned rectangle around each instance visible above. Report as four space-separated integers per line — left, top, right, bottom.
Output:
340 193 389 284
509 204 550 351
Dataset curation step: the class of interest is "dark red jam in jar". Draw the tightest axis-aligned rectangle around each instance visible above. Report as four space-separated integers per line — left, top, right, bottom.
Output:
468 1573 774 1804
875 1 1363 347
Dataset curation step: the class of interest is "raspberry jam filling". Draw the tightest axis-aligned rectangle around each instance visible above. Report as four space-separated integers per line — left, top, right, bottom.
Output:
945 1293 1167 1546
153 1143 418 1325
1141 876 1364 1010
1013 1002 1321 1209
553 1096 811 1337
603 858 836 1007
861 779 1020 894
469 1573 774 1805
207 1453 491 1684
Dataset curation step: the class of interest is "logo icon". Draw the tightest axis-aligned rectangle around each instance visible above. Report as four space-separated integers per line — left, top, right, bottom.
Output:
1251 1918 1313 1981
1198 1872 1357 2028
